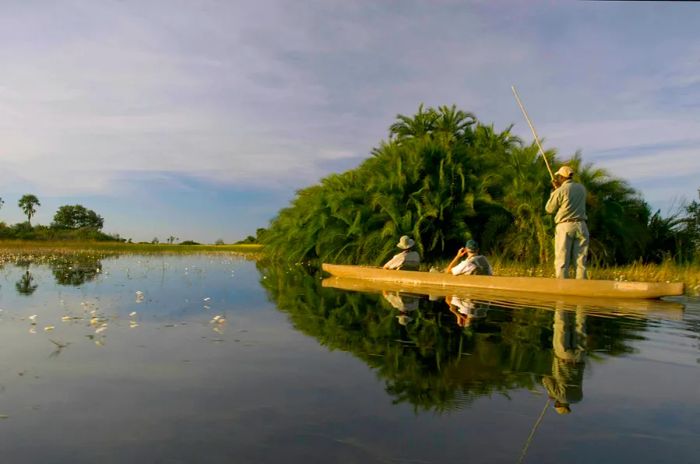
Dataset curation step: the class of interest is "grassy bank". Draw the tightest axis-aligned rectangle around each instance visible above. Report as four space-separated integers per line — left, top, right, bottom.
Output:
2 240 697 295
486 257 700 296
0 240 263 255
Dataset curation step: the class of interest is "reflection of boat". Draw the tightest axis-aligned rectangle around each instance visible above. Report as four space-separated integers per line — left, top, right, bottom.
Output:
322 276 686 320
322 264 684 299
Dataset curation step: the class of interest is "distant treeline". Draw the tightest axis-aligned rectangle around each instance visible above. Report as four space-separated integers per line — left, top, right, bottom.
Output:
0 195 121 241
263 105 700 266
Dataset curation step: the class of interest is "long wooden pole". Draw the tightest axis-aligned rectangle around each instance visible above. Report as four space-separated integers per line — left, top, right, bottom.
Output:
511 85 556 182
517 398 550 464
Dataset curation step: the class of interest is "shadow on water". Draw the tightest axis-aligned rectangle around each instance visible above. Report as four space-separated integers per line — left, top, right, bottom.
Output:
257 263 678 415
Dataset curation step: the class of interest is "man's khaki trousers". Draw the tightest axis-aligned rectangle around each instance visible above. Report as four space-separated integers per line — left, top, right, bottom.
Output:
554 221 589 279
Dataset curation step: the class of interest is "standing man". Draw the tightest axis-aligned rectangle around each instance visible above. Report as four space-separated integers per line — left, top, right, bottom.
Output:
545 166 589 279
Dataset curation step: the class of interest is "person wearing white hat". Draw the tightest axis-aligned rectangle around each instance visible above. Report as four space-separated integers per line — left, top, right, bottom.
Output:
545 166 589 279
382 235 420 270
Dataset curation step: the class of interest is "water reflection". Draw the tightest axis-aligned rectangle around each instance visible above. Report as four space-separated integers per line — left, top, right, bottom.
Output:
7 254 105 295
542 306 586 415
260 265 682 413
381 291 420 325
49 254 103 286
16 269 38 296
445 296 490 328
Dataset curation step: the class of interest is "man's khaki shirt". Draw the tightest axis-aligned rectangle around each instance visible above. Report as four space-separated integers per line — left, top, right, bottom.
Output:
545 179 587 224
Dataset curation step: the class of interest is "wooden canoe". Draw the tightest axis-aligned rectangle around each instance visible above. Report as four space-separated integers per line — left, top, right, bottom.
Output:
321 264 685 299
322 276 686 319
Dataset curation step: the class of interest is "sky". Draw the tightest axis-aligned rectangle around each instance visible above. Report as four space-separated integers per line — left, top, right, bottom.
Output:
1 0 699 243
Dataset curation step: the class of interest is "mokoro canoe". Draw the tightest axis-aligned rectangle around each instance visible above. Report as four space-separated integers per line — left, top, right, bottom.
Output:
322 276 686 319
321 264 685 299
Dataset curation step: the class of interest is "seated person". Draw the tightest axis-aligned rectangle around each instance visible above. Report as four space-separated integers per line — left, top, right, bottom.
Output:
445 239 493 276
383 290 420 326
445 296 488 328
383 235 420 270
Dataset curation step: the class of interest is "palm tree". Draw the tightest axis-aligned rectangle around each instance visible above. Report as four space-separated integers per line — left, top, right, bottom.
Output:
18 194 40 226
389 104 438 142
262 105 662 267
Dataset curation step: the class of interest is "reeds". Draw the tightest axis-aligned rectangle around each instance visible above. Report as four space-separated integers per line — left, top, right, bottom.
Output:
0 240 263 260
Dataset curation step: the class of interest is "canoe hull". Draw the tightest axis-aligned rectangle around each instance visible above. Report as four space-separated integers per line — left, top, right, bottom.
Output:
321 264 684 299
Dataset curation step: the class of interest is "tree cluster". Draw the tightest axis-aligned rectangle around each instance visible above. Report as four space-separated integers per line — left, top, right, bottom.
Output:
0 194 118 241
263 105 699 266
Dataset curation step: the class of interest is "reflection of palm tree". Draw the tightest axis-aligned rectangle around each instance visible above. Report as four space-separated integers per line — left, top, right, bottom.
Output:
16 270 38 296
542 306 586 414
260 263 641 413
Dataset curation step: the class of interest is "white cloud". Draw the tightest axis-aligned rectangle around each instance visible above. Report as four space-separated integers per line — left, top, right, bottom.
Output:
0 0 698 214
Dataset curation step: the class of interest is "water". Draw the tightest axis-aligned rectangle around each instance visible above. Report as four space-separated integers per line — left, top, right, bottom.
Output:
0 254 698 463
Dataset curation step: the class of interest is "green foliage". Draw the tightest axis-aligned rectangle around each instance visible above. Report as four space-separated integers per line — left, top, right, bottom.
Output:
179 240 200 245
681 190 700 260
52 204 104 230
18 194 40 226
264 105 668 266
258 263 644 412
0 222 121 241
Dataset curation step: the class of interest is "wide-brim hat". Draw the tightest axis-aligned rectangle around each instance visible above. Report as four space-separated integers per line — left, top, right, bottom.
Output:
397 235 415 249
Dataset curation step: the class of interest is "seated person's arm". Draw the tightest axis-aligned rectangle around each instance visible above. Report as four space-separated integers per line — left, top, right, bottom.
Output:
383 253 403 269
445 248 467 274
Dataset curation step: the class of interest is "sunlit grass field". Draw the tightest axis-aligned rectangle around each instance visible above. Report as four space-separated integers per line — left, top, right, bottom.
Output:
0 240 263 255
488 257 700 296
1 240 697 295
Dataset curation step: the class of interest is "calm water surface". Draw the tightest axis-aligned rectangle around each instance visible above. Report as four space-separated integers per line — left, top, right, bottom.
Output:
0 254 698 463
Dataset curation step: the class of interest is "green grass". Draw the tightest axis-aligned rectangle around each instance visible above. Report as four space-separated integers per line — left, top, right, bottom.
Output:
0 240 263 255
429 256 700 296
2 240 697 296
489 257 700 296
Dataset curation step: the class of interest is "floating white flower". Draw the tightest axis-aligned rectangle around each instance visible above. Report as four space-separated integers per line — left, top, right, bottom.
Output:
210 315 226 324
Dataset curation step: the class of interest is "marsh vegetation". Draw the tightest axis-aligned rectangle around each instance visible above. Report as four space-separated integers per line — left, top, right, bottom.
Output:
262 105 700 271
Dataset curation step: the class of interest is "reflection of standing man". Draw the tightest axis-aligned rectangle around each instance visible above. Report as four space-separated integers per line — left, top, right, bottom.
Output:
542 306 586 414
545 166 589 279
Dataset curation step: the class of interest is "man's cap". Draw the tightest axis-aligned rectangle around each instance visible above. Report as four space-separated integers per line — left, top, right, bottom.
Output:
554 401 572 415
465 239 479 250
397 235 415 249
555 166 574 178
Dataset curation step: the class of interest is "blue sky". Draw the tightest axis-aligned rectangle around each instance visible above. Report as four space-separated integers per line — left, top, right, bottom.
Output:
1 0 699 243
